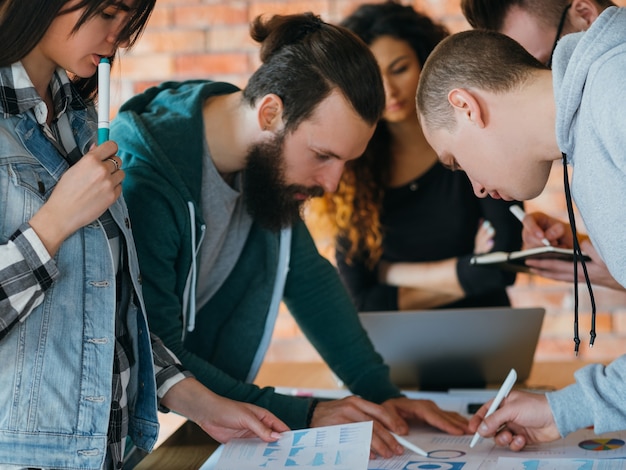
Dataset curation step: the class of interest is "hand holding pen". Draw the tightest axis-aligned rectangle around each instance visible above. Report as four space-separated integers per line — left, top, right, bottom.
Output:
97 57 122 176
518 209 585 253
28 58 121 256
470 368 517 448
510 206 551 247
467 378 561 451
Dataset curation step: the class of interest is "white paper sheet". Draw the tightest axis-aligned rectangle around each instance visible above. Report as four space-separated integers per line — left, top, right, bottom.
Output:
365 427 626 469
367 431 487 470
201 389 626 470
496 458 626 469
211 421 373 470
490 428 626 461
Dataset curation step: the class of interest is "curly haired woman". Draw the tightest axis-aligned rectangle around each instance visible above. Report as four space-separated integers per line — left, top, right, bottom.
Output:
309 1 523 311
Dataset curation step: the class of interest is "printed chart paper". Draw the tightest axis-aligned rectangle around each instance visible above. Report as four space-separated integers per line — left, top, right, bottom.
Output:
489 428 626 461
366 428 626 470
496 458 626 469
201 389 626 470
212 421 372 470
367 432 489 470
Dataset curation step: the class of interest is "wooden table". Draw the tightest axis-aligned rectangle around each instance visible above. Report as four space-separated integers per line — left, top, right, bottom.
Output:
131 360 592 469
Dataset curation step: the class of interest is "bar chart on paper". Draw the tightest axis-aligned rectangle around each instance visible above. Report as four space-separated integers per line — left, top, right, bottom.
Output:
199 389 626 470
207 421 373 470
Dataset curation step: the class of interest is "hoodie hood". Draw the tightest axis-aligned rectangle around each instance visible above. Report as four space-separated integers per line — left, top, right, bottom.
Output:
111 80 240 337
553 7 626 158
111 80 239 205
551 6 626 290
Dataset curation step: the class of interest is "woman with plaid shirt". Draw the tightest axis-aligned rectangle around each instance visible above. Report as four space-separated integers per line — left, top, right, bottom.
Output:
0 1 287 469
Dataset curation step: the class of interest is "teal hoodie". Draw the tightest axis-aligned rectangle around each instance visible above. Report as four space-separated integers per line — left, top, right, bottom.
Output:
111 80 401 429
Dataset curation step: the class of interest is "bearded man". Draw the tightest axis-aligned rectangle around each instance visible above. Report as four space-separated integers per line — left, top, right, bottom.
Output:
113 12 469 457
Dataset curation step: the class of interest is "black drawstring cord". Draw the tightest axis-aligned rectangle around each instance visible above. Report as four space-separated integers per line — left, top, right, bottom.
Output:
562 153 597 354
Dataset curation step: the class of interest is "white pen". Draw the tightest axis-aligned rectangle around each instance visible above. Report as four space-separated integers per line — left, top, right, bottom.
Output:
469 368 517 448
391 432 428 457
509 205 551 247
98 57 110 145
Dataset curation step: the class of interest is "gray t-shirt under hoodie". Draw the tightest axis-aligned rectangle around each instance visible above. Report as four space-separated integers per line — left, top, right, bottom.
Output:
196 141 252 310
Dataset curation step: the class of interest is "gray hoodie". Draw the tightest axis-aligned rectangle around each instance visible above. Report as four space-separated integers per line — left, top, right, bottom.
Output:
547 6 626 437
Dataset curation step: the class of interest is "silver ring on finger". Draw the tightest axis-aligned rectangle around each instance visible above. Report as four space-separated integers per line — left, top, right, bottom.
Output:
105 157 120 173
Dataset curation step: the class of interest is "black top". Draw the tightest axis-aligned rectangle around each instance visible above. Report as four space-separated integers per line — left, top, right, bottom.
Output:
336 162 522 311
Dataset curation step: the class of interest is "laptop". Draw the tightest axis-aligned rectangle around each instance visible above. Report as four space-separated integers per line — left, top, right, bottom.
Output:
358 307 545 391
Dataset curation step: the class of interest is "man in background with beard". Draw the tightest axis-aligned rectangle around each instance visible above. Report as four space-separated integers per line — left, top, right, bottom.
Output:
112 12 468 457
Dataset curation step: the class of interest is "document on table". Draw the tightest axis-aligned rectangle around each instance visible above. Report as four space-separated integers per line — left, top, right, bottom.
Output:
205 421 373 470
365 426 626 470
201 388 626 469
496 459 626 469
491 428 626 469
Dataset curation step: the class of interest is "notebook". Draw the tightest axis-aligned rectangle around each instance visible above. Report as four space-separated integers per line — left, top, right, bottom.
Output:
358 307 545 391
470 246 591 273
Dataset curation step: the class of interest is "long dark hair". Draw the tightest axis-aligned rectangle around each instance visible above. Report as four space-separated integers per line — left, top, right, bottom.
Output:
0 0 156 101
243 12 385 132
311 1 448 268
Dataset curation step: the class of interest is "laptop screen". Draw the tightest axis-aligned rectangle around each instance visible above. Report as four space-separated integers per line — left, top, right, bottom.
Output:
358 307 545 391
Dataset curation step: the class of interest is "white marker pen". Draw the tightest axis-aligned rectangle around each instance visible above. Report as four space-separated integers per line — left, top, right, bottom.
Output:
509 205 551 247
98 57 110 145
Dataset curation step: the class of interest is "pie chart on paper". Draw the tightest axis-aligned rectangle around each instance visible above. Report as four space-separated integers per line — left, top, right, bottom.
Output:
578 438 625 451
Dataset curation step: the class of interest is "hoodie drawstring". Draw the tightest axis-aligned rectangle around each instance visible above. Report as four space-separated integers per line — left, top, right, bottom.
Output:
182 201 205 340
562 153 596 354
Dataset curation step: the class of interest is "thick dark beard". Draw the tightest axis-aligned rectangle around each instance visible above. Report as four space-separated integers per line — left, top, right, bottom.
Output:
243 133 324 232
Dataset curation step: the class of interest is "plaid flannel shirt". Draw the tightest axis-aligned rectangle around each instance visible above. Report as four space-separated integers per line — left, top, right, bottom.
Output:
0 62 191 469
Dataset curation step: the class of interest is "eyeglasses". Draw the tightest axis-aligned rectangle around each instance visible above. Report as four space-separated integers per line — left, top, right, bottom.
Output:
546 3 572 67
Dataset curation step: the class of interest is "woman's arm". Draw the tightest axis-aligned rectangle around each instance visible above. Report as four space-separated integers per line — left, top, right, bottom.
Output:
380 258 464 309
0 225 58 339
334 235 400 311
161 377 289 443
1 143 122 337
378 219 502 309
455 198 521 297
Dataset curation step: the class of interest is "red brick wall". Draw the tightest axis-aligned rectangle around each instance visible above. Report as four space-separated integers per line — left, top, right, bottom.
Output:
112 0 626 365
108 0 481 111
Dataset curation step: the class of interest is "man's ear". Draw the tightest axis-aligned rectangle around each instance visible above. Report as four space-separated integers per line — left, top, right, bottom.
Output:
448 88 486 128
257 94 284 132
569 0 601 30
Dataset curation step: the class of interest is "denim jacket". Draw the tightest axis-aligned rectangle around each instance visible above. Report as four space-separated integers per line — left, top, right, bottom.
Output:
0 97 159 468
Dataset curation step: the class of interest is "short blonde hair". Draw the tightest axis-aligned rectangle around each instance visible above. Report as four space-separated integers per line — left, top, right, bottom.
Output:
416 30 545 132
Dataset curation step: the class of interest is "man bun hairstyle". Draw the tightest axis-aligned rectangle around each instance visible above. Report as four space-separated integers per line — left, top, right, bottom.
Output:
243 12 385 132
